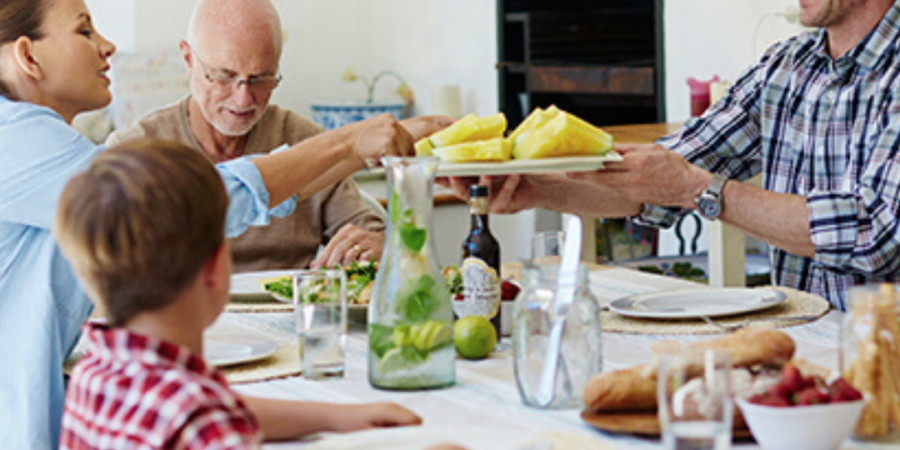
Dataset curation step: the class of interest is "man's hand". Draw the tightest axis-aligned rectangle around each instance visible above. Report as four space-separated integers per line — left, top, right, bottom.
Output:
343 114 416 167
400 115 456 141
442 173 552 214
330 402 422 432
569 143 710 209
311 224 384 269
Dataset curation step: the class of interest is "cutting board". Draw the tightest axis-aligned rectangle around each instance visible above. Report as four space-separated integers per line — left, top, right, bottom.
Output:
580 409 753 440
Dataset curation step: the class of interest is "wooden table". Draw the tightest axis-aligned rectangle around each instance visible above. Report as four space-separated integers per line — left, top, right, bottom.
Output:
603 122 683 144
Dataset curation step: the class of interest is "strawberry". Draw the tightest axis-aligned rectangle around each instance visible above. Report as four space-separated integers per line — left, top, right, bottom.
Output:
828 378 863 402
501 280 520 301
454 293 464 301
794 387 829 406
750 392 791 407
766 382 793 403
780 364 806 392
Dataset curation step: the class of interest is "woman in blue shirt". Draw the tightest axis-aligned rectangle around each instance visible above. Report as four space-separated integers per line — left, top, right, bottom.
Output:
0 0 446 447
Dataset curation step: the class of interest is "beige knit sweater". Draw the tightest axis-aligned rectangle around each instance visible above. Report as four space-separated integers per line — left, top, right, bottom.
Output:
107 97 385 272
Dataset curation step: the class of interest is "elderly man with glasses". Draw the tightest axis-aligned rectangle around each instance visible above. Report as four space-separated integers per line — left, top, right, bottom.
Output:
108 0 408 272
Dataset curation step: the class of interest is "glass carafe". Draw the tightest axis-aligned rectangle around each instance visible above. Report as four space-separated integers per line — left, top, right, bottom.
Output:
513 262 602 408
840 283 900 442
368 156 455 390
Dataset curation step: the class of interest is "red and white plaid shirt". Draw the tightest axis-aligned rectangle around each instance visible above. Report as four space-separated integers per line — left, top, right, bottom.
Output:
60 324 262 449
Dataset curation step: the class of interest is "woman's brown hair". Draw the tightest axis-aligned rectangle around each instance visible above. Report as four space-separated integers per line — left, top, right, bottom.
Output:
0 0 49 96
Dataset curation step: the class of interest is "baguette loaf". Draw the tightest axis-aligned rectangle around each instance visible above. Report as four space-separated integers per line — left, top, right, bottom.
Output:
584 327 795 412
583 365 658 412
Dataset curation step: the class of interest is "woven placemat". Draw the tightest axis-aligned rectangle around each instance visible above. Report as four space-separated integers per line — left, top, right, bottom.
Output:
226 297 293 313
221 343 301 384
603 286 831 335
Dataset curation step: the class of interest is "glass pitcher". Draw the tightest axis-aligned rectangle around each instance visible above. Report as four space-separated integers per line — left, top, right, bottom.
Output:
513 262 602 408
367 156 455 390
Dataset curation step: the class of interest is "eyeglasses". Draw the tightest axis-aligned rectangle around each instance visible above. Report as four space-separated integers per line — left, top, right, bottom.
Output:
191 48 282 94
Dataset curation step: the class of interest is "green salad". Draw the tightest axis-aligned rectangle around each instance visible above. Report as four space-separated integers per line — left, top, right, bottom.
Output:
261 260 379 304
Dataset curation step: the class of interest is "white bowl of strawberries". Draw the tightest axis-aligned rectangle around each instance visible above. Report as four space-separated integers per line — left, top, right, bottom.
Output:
736 364 865 450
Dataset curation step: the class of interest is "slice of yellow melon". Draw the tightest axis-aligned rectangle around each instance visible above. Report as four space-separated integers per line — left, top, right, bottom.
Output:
508 105 560 144
432 138 511 163
427 113 508 148
512 110 613 160
414 138 435 156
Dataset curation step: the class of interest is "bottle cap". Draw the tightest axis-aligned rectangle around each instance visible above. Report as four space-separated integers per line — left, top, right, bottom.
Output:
469 185 488 198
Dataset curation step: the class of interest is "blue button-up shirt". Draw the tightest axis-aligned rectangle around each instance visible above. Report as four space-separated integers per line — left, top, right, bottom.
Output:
638 3 900 309
0 96 295 449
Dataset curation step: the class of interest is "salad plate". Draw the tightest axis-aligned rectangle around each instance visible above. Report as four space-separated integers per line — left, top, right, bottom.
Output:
230 270 295 302
609 288 787 320
435 153 622 177
204 338 277 367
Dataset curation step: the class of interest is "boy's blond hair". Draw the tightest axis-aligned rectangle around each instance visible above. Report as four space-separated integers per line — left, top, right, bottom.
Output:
55 139 229 326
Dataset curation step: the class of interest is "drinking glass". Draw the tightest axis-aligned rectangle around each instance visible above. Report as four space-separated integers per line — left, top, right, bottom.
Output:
293 269 347 380
658 348 733 450
531 231 565 263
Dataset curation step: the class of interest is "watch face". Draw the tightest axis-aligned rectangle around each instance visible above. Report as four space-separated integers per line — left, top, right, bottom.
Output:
698 197 720 218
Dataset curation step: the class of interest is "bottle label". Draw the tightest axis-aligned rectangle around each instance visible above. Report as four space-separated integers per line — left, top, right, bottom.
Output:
455 257 501 318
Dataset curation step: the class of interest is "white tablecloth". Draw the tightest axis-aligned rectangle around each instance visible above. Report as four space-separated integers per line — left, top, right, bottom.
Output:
208 304 891 450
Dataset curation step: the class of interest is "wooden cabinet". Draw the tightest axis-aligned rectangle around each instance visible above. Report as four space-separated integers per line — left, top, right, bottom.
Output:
497 0 666 128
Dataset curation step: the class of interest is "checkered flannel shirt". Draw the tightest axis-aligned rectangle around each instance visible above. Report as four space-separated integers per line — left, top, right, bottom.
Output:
60 324 262 449
637 2 900 310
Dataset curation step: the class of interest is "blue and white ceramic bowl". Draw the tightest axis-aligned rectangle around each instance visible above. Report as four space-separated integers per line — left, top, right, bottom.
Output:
311 101 406 130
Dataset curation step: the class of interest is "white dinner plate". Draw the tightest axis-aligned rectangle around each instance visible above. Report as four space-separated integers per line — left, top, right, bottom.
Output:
230 270 296 302
204 338 278 367
609 288 787 319
435 152 622 177
264 425 551 450
271 291 369 323
231 270 369 322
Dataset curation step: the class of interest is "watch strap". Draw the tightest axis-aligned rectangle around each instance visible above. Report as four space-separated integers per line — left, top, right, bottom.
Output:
707 173 728 197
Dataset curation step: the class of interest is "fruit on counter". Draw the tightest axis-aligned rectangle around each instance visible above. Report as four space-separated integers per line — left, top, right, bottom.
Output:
454 315 497 360
510 107 614 160
432 138 511 163
416 113 508 155
748 363 862 407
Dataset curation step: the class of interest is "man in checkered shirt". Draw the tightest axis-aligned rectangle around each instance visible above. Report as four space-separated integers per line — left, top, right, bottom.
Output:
54 141 422 449
460 0 900 309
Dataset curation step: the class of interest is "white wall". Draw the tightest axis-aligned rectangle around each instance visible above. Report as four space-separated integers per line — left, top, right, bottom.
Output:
85 0 495 118
663 0 806 121
371 0 498 117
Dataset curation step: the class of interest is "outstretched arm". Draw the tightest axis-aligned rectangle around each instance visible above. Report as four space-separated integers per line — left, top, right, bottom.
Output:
242 396 422 441
445 172 642 218
571 144 814 257
253 114 414 207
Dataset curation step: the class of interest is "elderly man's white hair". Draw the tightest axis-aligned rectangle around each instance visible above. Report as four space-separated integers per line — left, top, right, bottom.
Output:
187 0 282 53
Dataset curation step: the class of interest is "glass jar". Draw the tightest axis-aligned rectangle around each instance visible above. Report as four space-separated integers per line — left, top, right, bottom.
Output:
513 263 602 408
367 156 455 390
840 283 900 441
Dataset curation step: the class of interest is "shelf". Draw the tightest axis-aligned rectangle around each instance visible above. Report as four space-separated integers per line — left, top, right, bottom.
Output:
529 66 655 96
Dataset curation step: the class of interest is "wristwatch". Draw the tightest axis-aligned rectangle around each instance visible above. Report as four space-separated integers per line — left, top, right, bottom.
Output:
695 173 728 220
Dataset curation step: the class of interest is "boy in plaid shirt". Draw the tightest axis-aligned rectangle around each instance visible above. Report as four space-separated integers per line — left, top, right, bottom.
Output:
54 140 422 449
